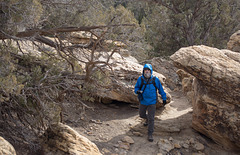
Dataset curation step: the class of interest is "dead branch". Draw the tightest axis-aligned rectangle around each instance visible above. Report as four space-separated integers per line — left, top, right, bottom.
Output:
0 24 135 40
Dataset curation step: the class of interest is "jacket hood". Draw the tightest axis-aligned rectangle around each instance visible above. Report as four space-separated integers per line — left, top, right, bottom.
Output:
142 64 153 76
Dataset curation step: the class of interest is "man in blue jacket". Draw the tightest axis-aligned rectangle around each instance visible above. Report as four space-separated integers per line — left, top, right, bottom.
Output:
135 64 167 142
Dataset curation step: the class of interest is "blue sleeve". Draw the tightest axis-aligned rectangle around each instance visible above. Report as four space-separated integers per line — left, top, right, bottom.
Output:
155 77 167 100
134 76 142 94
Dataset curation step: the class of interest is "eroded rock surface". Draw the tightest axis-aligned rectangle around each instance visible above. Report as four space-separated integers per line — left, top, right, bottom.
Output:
42 123 102 155
170 45 240 150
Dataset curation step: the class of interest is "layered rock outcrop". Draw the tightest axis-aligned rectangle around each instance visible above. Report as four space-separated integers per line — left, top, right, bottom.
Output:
227 30 240 53
170 45 240 150
42 123 102 155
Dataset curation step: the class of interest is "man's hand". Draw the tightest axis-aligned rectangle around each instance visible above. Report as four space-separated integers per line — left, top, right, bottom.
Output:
137 90 143 94
163 100 167 105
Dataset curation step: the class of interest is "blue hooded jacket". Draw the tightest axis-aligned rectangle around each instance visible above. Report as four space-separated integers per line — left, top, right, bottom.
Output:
134 64 166 105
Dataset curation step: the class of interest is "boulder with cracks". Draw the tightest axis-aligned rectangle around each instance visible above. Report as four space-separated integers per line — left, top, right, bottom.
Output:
170 45 240 150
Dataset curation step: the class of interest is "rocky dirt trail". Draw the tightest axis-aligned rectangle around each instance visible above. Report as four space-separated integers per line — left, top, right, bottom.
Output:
65 91 238 155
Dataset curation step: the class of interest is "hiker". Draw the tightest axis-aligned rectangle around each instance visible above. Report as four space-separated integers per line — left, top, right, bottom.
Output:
134 64 167 142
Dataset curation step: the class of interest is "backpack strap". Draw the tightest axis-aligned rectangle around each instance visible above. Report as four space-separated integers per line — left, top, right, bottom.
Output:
152 76 157 90
140 76 157 92
139 76 149 94
139 76 145 90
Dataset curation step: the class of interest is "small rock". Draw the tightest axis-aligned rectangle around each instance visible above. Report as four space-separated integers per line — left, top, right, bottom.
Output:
185 140 190 145
96 119 102 124
194 143 205 151
174 143 181 149
102 148 110 153
113 144 119 148
118 142 130 150
169 137 173 141
132 132 143 137
157 153 163 155
114 144 119 148
90 119 102 124
183 143 189 149
86 131 93 135
189 138 195 144
158 139 174 152
122 136 134 144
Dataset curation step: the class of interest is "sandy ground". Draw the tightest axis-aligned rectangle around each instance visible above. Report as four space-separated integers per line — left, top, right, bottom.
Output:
65 91 238 155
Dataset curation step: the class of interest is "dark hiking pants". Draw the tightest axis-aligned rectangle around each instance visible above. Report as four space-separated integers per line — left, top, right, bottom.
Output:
139 104 156 135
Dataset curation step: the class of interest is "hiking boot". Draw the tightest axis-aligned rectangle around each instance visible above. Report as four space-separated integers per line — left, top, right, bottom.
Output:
148 134 153 142
143 119 148 126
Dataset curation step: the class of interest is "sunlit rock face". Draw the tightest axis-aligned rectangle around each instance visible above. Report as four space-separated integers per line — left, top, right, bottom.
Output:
171 45 240 150
42 123 102 155
0 136 16 155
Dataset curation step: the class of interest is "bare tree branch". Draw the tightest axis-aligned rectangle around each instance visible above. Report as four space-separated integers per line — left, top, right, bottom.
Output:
0 24 135 40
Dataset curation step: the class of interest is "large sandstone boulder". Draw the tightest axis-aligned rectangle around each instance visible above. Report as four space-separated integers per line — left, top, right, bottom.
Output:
170 45 240 150
227 30 240 53
0 136 16 155
42 123 102 155
96 51 172 106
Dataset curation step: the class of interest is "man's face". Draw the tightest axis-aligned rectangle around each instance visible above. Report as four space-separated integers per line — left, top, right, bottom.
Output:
144 68 151 74
144 68 151 78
